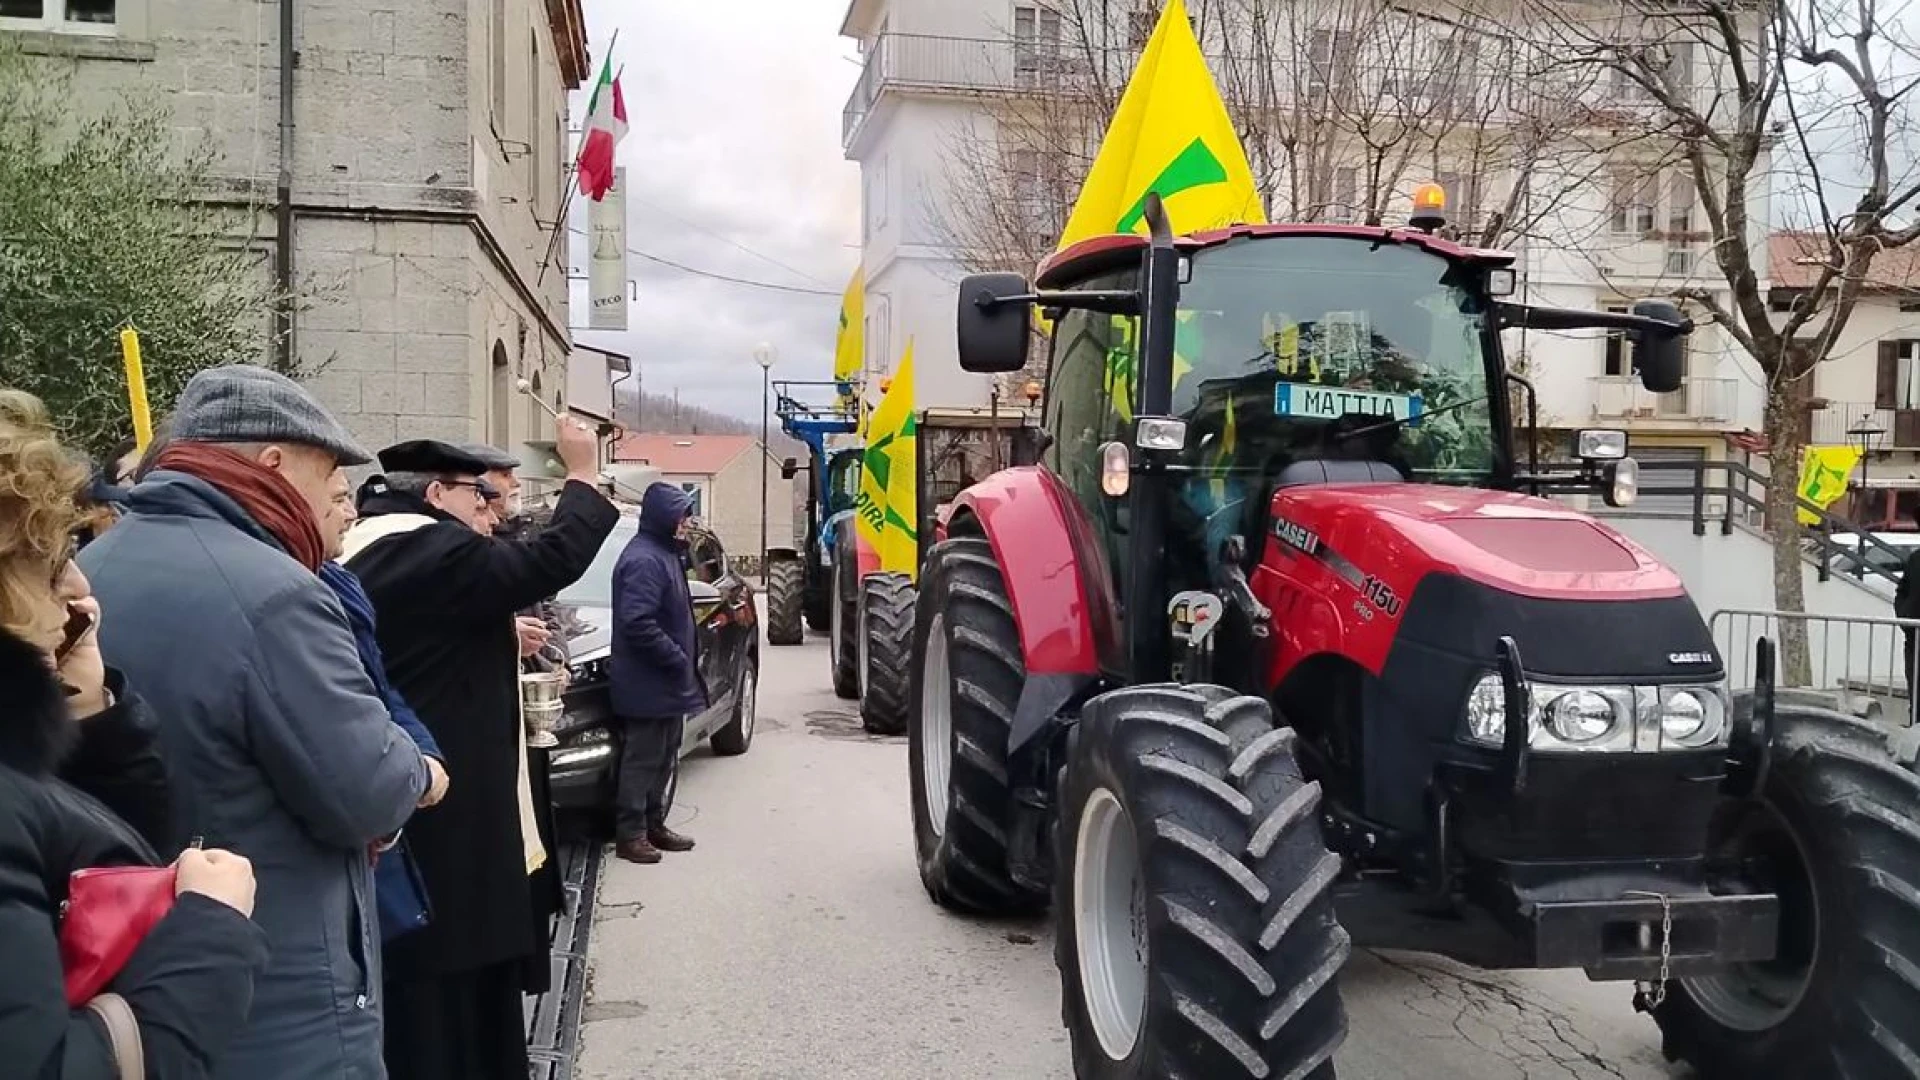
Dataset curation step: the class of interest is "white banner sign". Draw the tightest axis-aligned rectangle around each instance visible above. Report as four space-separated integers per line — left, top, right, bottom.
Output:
588 167 628 331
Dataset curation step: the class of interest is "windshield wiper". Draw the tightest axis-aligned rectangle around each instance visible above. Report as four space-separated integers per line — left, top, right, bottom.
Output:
1339 393 1490 442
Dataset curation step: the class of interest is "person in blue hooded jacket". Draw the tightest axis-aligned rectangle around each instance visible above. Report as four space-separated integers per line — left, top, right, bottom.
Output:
610 482 707 864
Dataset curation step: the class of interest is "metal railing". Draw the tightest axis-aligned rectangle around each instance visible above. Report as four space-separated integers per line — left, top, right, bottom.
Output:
1603 456 1913 594
1805 401 1920 449
1711 608 1918 727
1588 375 1735 423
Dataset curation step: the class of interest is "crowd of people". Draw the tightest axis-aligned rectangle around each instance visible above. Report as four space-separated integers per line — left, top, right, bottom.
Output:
0 363 711 1080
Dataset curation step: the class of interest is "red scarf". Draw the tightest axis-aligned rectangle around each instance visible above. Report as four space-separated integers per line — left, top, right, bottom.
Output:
152 444 327 571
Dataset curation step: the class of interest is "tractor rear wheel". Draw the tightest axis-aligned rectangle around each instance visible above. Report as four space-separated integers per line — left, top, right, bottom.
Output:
1651 702 1920 1078
908 538 1047 916
764 556 804 646
1055 684 1349 1080
829 523 859 700
859 572 915 735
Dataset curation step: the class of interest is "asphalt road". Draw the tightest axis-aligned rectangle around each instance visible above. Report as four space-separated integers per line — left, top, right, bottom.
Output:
575 632 1695 1080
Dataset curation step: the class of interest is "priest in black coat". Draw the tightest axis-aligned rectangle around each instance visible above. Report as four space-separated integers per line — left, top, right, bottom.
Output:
340 426 618 1080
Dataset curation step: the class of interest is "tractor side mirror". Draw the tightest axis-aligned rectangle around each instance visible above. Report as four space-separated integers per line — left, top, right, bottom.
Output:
956 272 1032 374
779 457 799 480
1630 299 1686 394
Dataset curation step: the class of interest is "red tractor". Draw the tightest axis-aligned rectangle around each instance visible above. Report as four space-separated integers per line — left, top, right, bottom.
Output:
907 193 1920 1080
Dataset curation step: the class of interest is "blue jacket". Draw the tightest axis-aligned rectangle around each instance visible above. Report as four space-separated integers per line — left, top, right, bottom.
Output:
80 472 428 1080
612 484 706 718
319 561 437 944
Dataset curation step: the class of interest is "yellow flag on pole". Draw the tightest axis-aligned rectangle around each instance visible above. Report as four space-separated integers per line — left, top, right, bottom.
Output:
1797 445 1860 525
833 266 864 383
854 342 918 575
1056 0 1266 251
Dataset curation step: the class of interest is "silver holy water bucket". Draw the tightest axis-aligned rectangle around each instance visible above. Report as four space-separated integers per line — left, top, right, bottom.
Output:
520 670 565 749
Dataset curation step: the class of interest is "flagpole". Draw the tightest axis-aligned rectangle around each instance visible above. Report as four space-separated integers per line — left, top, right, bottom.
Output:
540 33 619 288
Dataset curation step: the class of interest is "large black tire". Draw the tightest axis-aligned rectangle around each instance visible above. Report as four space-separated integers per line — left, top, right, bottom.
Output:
860 572 915 735
709 655 757 756
804 568 832 633
1055 684 1349 1080
908 538 1048 915
1651 702 1920 1078
829 523 860 700
765 557 804 646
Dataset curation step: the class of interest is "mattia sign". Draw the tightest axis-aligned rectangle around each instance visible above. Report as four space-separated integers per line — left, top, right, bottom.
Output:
588 167 628 331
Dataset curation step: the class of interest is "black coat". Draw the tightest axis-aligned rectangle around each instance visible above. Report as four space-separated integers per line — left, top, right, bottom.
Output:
0 629 269 1079
343 479 618 980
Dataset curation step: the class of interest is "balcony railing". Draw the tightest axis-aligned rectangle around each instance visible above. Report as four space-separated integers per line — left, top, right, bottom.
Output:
1589 375 1735 424
842 32 1722 150
1807 402 1920 449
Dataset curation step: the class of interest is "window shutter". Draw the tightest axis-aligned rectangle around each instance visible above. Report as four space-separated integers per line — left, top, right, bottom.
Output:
1877 341 1900 409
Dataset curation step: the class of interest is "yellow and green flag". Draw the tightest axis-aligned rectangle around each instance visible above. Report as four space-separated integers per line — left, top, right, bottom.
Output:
1056 0 1263 418
855 341 918 575
1797 445 1861 525
1056 0 1265 252
834 265 866 431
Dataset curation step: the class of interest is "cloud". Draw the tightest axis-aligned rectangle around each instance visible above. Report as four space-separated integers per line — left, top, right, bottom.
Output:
566 0 862 423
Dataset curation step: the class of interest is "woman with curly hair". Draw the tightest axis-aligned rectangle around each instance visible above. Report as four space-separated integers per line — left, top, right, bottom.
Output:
0 389 270 1079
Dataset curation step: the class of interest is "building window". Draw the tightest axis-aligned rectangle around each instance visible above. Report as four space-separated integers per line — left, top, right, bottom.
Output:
1876 340 1920 411
1308 29 1354 96
1330 166 1358 223
1609 168 1657 235
528 30 543 216
490 0 509 130
0 0 114 31
1014 4 1062 82
678 481 707 520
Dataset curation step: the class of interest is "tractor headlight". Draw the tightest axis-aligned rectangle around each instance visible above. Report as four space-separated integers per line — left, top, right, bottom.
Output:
1658 686 1726 748
1461 675 1728 754
1542 689 1622 744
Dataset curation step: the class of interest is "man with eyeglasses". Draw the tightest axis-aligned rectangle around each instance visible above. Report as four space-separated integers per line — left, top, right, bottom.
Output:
339 431 618 1080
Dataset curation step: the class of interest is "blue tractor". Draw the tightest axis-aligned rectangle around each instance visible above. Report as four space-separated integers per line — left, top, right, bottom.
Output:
765 380 863 654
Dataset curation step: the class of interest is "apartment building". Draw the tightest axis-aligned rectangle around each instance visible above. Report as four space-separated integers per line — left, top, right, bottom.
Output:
2 0 618 465
839 0 1773 456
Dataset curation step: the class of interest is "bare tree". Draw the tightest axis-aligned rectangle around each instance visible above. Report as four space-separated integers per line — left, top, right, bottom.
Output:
1520 0 1920 678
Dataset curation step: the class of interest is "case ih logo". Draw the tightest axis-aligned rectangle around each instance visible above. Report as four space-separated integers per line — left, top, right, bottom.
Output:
1273 518 1321 556
1668 651 1715 665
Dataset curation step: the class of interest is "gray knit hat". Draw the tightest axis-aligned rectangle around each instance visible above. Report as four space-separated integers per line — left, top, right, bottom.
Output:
460 442 522 471
170 364 371 466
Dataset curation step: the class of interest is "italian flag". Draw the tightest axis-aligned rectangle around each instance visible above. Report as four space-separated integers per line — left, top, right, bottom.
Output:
576 55 626 202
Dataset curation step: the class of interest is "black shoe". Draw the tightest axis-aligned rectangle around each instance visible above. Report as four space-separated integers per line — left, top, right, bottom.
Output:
648 825 695 852
615 836 662 864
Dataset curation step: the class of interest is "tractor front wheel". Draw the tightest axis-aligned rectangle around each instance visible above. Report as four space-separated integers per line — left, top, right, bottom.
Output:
1055 685 1349 1080
908 538 1047 916
860 573 915 735
1651 702 1920 1078
829 523 859 700
764 556 804 646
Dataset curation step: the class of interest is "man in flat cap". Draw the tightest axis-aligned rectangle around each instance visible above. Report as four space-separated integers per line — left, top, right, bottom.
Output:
80 364 433 1080
341 419 617 1080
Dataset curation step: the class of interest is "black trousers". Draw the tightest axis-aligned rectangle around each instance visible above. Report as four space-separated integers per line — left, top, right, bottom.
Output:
616 714 684 840
383 961 529 1080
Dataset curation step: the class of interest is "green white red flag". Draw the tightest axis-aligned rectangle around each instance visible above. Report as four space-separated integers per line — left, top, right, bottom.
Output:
576 54 626 202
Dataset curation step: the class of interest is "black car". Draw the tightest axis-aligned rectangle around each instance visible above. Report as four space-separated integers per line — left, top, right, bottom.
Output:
547 514 760 833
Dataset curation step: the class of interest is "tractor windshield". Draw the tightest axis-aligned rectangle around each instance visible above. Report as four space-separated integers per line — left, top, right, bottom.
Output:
1166 236 1499 484
825 449 862 516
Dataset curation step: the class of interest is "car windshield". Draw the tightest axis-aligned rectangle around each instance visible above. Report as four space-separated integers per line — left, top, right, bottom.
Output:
557 520 637 608
1160 236 1499 485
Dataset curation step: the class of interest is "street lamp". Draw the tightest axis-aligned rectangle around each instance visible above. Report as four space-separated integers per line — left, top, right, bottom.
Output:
1849 415 1887 508
754 342 777 579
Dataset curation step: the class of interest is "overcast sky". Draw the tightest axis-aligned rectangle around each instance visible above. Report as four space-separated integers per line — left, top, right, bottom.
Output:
566 0 861 424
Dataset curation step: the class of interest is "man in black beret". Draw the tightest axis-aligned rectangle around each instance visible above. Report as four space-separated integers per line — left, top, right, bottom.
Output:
338 423 618 1080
